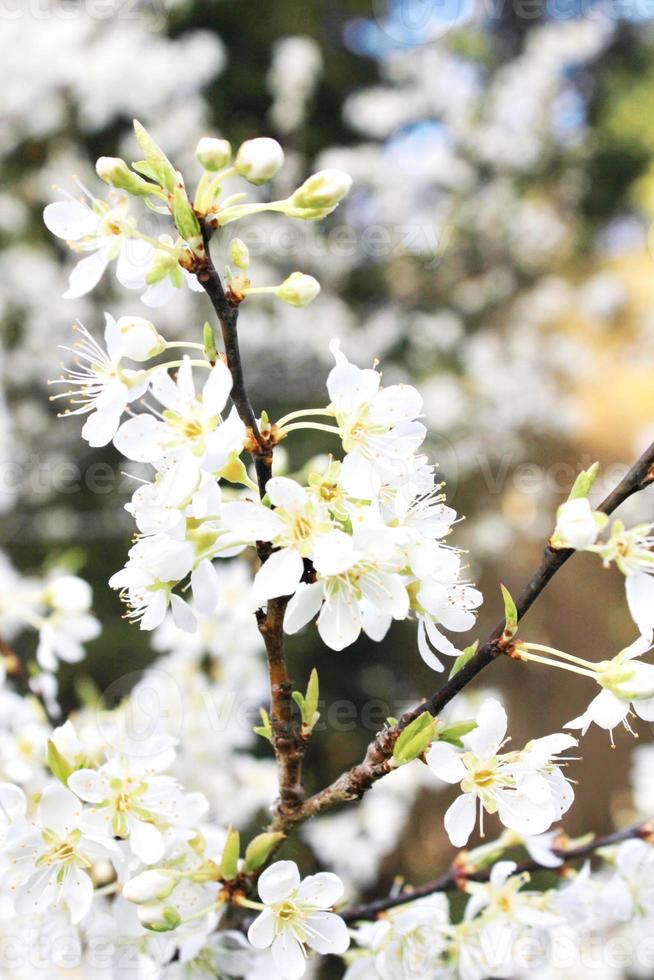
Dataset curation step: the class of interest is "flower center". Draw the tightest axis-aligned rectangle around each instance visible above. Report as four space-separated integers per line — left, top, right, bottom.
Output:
472 768 495 788
292 515 313 541
276 899 300 924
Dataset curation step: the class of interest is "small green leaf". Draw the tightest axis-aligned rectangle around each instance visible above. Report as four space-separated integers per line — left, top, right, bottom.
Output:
568 462 599 502
293 669 320 736
133 120 177 192
172 184 202 247
46 739 73 785
254 707 273 744
220 827 240 881
393 711 438 766
438 720 478 748
203 322 217 363
243 832 286 873
449 640 479 679
501 585 518 638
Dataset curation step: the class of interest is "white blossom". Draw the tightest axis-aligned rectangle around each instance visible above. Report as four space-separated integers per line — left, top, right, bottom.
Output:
427 698 576 846
247 861 349 979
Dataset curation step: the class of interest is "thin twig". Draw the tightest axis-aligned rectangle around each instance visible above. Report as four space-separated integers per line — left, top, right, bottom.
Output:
293 440 654 824
196 222 307 825
341 821 654 922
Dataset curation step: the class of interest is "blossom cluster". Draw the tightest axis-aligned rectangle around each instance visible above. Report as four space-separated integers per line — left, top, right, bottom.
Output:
7 115 650 980
345 836 654 980
44 122 482 666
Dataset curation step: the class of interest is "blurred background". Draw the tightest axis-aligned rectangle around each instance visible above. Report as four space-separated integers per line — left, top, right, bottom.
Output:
2 0 654 931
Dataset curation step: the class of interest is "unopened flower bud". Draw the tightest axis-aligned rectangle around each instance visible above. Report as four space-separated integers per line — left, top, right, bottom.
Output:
116 316 166 361
229 238 250 270
290 170 352 211
552 498 601 551
195 137 232 171
96 157 156 197
137 903 181 932
276 272 320 307
235 138 284 185
123 869 179 904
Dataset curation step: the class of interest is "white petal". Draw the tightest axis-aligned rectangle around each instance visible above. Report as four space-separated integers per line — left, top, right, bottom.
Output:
116 239 152 289
284 582 324 634
254 548 304 601
496 792 552 837
437 606 476 632
313 529 359 576
423 616 455 655
417 620 444 672
140 590 168 631
271 932 306 980
340 451 379 499
360 600 392 642
113 415 164 463
191 560 220 615
67 769 109 804
444 793 477 847
81 408 122 448
305 911 350 955
466 698 507 755
63 865 94 925
318 593 361 651
15 868 58 917
359 572 408 621
266 477 307 512
170 594 197 633
202 361 233 416
426 742 467 784
221 501 284 541
63 249 109 299
44 201 97 240
296 872 344 908
38 784 81 835
128 817 165 864
258 861 300 905
141 276 176 308
588 689 629 731
626 572 654 639
247 908 275 949
633 697 654 721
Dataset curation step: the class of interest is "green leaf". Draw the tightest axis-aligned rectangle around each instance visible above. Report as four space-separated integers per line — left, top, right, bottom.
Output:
132 159 160 182
568 461 599 501
243 832 286 873
46 739 73 785
203 322 217 363
254 707 273 744
133 120 177 192
438 719 478 748
501 585 518 638
393 711 438 766
220 827 240 881
449 640 479 679
293 669 320 736
172 185 202 252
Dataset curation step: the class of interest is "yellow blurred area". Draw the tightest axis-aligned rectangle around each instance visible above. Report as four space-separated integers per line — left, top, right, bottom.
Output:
565 250 654 455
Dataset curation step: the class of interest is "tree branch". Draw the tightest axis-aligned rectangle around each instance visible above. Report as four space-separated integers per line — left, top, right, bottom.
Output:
341 821 654 922
293 440 654 824
196 221 307 826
